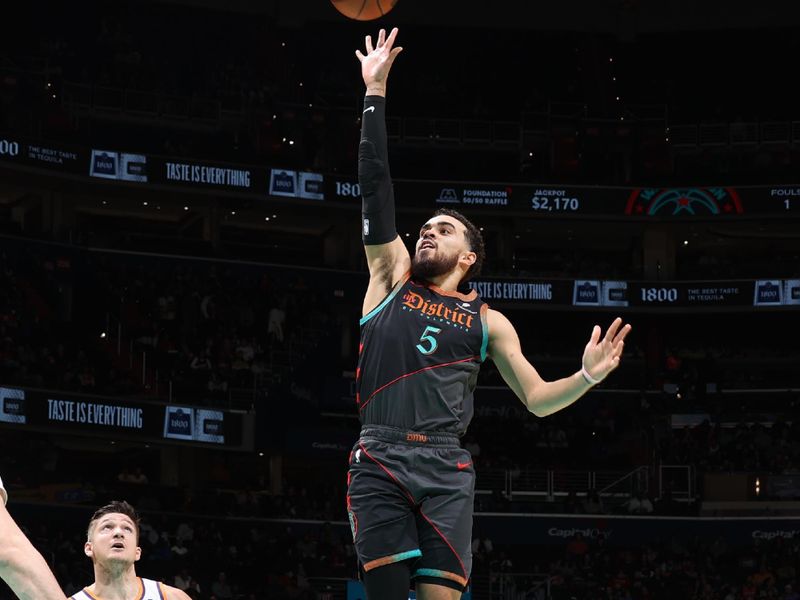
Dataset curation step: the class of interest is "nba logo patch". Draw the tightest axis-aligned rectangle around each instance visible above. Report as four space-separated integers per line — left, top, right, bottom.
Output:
363 218 370 236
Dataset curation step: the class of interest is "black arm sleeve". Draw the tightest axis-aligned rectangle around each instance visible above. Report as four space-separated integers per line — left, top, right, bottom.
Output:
359 95 398 246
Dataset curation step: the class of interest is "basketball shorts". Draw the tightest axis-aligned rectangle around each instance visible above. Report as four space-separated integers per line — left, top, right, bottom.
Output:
346 425 475 591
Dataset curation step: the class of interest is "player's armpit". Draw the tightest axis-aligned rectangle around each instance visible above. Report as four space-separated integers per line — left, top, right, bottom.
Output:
362 255 410 318
486 309 546 415
363 234 410 281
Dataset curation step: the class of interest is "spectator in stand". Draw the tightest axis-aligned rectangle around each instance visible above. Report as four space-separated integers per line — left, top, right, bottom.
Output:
268 300 286 344
175 520 194 544
211 572 233 600
171 538 190 560
190 351 212 372
173 568 200 594
566 532 590 561
624 491 654 515
207 371 228 398
129 467 149 485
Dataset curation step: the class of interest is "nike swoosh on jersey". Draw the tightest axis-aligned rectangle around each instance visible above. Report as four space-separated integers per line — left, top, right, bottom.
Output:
363 106 376 113
457 461 472 470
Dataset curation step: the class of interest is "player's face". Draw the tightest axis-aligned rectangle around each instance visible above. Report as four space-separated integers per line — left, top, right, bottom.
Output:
412 216 471 280
85 513 142 565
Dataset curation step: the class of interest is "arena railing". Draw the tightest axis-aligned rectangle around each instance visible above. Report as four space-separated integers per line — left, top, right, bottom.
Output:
476 466 650 503
659 464 696 503
63 82 223 125
670 121 800 149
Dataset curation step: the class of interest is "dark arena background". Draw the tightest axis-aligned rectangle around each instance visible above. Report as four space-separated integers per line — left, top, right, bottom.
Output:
2 0 800 598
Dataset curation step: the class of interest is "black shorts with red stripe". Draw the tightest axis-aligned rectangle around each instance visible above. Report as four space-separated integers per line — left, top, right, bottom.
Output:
346 425 475 592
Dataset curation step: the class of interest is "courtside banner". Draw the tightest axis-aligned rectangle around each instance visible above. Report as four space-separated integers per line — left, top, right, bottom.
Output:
326 176 621 214
148 156 266 193
753 280 783 306
468 278 573 304
268 169 325 200
630 281 755 308
163 405 194 441
475 514 800 547
34 391 160 435
89 149 148 182
163 407 226 444
0 133 799 215
467 279 800 309
0 388 242 446
0 135 88 174
282 427 355 456
194 409 226 444
325 175 800 217
573 280 602 306
0 387 26 424
784 280 800 305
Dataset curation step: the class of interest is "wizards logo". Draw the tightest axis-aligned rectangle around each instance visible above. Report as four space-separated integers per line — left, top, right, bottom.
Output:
625 188 743 216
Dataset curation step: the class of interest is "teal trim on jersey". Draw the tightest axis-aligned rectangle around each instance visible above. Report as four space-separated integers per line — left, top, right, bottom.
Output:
480 311 489 362
413 568 468 586
391 549 422 563
366 549 422 570
414 568 447 579
359 274 409 326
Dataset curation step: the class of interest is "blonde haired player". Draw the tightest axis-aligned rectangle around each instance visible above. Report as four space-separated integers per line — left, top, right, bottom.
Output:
72 501 191 600
0 474 68 600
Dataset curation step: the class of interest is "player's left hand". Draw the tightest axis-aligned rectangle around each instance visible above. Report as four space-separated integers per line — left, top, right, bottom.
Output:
582 317 632 383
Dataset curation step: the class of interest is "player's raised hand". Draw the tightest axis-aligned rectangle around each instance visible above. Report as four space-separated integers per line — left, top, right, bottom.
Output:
581 317 632 384
355 27 403 94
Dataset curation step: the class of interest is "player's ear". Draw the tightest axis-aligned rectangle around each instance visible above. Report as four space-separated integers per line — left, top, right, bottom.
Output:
135 546 142 561
462 251 476 266
84 541 93 558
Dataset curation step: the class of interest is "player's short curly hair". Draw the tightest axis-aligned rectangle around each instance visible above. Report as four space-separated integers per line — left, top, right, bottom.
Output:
433 208 485 282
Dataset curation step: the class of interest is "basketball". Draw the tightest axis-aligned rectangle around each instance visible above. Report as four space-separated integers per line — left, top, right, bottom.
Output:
330 0 399 21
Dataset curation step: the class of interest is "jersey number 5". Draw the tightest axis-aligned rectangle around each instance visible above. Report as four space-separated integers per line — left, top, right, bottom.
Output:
416 326 442 355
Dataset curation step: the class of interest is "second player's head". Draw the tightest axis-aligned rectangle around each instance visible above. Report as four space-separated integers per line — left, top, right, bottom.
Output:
412 209 485 285
85 500 142 567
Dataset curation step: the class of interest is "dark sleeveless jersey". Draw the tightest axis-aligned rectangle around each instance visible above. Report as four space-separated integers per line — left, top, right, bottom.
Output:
356 272 489 435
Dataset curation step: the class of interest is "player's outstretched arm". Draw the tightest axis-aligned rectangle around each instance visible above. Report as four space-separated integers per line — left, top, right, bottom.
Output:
0 477 67 600
355 28 410 316
487 312 631 417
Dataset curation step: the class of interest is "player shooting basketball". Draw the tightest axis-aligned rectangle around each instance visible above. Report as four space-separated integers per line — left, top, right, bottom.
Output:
347 27 632 600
